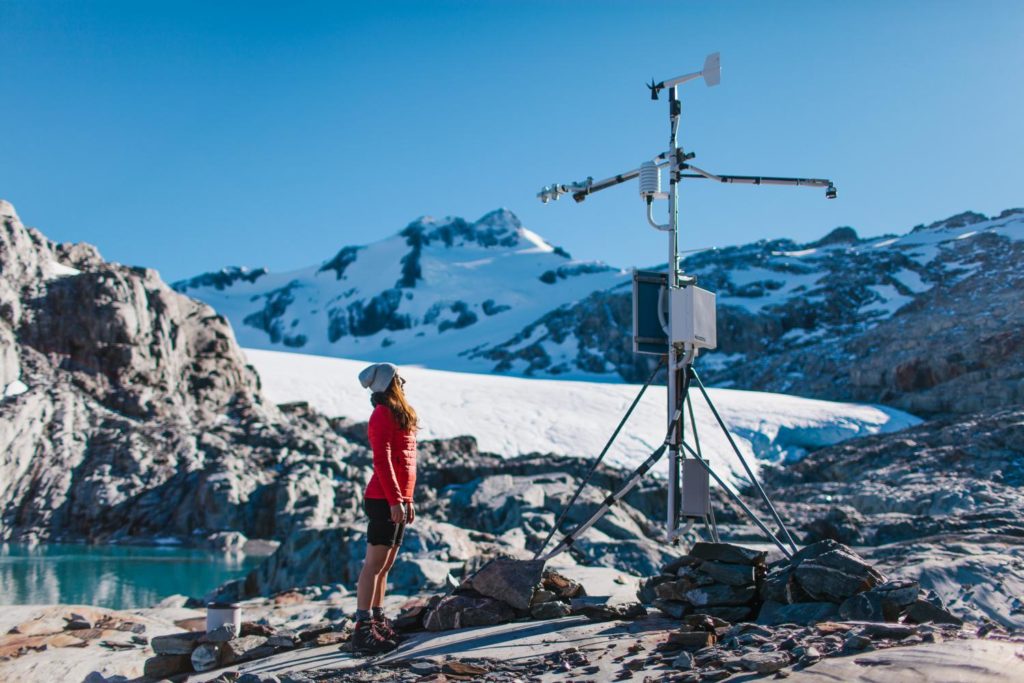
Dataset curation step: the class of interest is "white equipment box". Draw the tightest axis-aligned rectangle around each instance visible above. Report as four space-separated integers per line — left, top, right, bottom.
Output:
670 285 717 349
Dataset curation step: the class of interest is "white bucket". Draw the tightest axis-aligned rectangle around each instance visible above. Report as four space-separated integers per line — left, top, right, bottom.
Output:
206 602 241 636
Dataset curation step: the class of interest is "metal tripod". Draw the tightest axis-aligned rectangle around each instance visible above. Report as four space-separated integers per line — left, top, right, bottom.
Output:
534 357 798 562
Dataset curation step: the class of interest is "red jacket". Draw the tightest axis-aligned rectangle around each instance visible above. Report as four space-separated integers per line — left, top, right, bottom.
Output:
365 404 417 505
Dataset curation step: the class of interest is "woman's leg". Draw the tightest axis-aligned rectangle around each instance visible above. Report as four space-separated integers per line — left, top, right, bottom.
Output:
357 544 390 612
371 543 402 609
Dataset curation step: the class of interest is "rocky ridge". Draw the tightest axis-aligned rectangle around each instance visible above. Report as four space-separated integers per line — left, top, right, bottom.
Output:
0 200 363 544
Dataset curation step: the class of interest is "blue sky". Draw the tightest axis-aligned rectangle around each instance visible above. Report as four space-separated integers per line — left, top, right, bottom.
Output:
1 1 1021 281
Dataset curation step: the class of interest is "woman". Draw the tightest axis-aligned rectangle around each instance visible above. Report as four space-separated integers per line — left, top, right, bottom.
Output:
352 362 418 654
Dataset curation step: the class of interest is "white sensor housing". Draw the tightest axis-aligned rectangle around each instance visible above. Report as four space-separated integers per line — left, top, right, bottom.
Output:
669 285 717 349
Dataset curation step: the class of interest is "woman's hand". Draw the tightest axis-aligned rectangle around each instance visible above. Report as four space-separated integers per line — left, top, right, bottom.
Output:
389 503 406 524
405 502 415 524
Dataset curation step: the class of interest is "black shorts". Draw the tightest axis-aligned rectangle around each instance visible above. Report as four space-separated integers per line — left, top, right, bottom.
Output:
364 498 405 547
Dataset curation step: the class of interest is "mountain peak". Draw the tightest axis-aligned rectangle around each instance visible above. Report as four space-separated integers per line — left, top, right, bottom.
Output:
400 209 527 250
0 199 18 221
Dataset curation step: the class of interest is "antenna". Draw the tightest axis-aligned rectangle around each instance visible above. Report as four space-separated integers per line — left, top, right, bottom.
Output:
534 52 834 558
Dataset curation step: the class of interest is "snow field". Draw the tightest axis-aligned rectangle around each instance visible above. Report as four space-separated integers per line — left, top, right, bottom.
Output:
245 348 920 491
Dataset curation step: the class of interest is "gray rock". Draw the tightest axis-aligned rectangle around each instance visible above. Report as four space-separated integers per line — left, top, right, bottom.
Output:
531 589 557 605
151 631 204 655
843 632 872 651
221 635 269 664
757 600 839 626
652 599 688 619
190 643 221 672
684 584 757 607
530 600 572 620
794 548 884 602
143 654 193 678
740 651 790 674
465 558 545 611
200 625 237 643
689 542 767 566
423 594 516 631
761 567 811 605
697 561 756 587
903 598 963 625
672 651 695 670
266 632 300 648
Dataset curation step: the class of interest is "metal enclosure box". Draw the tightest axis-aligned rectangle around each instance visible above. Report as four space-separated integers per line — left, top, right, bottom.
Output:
681 458 710 517
632 269 668 355
669 285 717 350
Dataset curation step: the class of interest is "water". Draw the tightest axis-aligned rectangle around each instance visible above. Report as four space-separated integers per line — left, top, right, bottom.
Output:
0 544 264 610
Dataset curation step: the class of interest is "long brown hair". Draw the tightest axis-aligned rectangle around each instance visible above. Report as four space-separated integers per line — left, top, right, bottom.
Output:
372 376 418 432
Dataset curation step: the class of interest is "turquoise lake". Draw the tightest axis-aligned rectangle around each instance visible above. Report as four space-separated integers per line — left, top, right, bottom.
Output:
0 544 264 610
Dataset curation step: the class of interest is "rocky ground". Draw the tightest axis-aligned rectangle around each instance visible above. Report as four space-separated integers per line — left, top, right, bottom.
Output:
2 199 1023 682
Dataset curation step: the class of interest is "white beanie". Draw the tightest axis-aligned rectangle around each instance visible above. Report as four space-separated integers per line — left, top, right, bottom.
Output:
358 363 398 393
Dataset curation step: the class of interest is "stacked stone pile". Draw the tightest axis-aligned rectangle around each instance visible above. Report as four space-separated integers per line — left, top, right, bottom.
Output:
758 539 962 626
639 542 766 623
143 619 351 679
639 539 963 629
419 558 646 632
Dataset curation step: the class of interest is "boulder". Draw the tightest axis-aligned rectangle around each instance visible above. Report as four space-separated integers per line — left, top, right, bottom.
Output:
793 548 884 602
143 654 192 678
464 558 545 611
838 580 919 622
151 631 203 655
903 598 963 625
688 542 767 566
423 594 516 631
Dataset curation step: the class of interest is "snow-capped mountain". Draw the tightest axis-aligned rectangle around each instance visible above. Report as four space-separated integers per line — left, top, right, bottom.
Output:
176 207 1024 414
173 209 626 374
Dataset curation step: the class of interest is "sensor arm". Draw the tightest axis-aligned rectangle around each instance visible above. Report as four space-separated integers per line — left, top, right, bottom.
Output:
538 152 674 204
683 163 836 194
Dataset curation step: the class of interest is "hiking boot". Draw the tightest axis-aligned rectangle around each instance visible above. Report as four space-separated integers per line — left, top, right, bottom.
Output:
374 615 399 641
350 619 397 654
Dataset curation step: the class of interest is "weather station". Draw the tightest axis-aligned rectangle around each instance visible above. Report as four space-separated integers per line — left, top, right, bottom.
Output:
534 53 837 562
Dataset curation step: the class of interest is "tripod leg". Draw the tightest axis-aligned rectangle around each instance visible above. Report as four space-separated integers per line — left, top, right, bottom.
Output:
708 500 721 543
690 369 799 554
538 409 681 562
533 358 664 559
679 440 793 559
